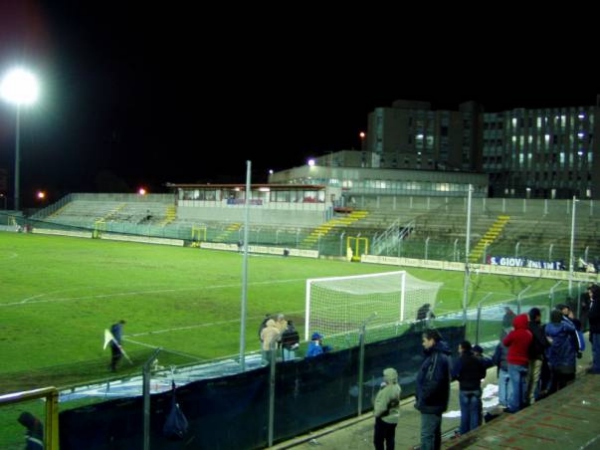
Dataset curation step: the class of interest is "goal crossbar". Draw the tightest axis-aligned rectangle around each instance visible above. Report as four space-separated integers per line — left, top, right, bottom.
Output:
305 270 442 341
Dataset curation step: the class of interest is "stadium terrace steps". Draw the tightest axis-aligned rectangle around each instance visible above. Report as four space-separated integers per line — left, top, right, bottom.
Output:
160 205 177 226
100 203 127 222
214 222 242 243
468 215 510 263
299 210 369 249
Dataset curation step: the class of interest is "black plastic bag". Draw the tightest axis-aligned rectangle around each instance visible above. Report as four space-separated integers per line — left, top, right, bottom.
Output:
163 381 189 440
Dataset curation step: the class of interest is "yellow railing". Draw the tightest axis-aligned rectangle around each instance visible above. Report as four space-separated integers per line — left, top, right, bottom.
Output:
0 386 59 449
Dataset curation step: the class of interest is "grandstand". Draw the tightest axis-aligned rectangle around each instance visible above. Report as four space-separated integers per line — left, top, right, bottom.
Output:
19 192 600 267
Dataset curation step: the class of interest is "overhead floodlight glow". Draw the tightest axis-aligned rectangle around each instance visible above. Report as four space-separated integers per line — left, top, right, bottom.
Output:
308 159 315 167
0 67 39 106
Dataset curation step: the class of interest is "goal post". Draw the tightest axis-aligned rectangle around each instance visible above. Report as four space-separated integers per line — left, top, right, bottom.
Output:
93 220 107 239
304 270 443 341
347 236 368 261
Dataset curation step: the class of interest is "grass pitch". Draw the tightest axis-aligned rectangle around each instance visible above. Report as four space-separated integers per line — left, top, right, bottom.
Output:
0 231 559 394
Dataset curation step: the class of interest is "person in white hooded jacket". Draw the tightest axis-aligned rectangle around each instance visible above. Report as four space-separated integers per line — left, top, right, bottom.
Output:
373 367 402 450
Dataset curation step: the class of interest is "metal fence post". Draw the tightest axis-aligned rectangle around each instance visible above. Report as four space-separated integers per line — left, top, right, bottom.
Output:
143 348 162 450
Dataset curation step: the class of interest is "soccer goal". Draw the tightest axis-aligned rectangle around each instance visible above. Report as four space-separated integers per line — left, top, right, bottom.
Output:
304 270 443 341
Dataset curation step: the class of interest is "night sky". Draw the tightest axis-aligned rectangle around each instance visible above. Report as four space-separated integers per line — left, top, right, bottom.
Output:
0 1 598 207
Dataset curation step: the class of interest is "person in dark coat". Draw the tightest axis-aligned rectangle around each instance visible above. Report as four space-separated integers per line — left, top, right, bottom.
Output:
17 411 43 450
415 303 436 331
526 307 549 405
545 309 577 392
491 329 511 408
109 320 126 372
588 284 600 374
280 320 300 361
502 307 516 329
415 329 451 450
451 340 487 436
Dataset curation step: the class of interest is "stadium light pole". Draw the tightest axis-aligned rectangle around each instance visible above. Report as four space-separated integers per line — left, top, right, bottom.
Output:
0 67 39 211
463 184 473 321
569 195 577 294
239 160 251 371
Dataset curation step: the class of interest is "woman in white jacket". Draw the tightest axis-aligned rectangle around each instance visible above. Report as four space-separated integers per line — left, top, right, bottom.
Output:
373 367 402 450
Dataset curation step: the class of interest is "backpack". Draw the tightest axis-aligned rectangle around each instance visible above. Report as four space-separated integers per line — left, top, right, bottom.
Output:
163 381 189 440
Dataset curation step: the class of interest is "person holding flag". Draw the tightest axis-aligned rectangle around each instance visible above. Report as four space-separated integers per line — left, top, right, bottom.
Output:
107 320 127 372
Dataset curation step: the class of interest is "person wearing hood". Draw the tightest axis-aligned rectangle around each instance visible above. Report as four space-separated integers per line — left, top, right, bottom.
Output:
502 313 532 413
373 367 402 450
260 319 281 365
415 329 451 450
17 411 43 450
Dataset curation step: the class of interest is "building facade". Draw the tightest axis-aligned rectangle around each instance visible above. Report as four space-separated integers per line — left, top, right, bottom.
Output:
269 97 600 200
482 104 599 199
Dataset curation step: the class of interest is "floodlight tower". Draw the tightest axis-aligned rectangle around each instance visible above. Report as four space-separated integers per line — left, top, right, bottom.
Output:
0 67 40 211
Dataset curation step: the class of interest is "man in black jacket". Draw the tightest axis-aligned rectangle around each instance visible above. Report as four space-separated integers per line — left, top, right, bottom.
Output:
451 340 487 436
587 284 600 374
280 320 300 361
415 329 451 450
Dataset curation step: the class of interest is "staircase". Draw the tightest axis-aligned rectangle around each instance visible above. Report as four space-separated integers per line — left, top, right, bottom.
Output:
101 203 127 222
300 210 369 249
214 223 242 243
160 205 177 226
468 215 510 263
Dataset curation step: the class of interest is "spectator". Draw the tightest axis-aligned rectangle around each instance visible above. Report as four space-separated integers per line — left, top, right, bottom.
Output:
451 340 487 436
274 313 287 333
472 344 493 369
578 288 592 332
502 307 516 329
260 319 281 365
414 329 451 450
471 343 492 426
306 332 331 358
545 309 578 393
258 314 271 344
491 328 511 408
280 320 300 361
502 313 532 413
587 284 600 374
109 320 126 373
17 411 43 450
415 303 436 332
555 303 585 356
526 307 549 405
373 367 402 450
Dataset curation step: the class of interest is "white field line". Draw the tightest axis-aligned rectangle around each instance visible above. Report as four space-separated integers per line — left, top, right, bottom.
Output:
127 318 242 336
0 251 19 260
127 307 306 338
1 278 306 307
121 309 305 360
123 337 206 361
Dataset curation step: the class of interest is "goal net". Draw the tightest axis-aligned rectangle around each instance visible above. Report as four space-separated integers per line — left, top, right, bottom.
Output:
304 270 443 341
